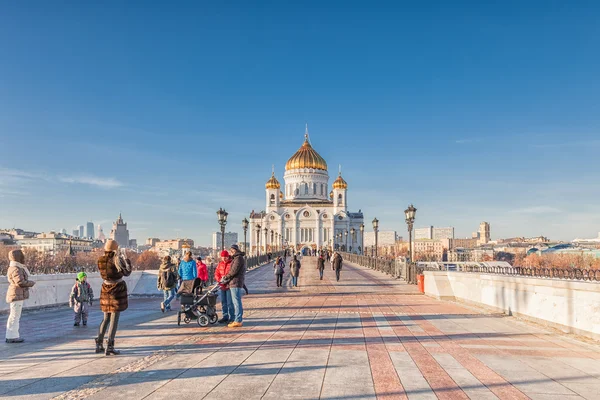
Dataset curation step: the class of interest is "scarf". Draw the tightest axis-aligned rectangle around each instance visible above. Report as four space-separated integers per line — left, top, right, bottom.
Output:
9 261 32 276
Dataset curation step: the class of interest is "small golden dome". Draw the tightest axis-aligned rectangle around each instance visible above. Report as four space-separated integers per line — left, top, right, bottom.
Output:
285 134 327 171
329 191 334 199
265 173 281 189
279 191 284 199
332 174 348 189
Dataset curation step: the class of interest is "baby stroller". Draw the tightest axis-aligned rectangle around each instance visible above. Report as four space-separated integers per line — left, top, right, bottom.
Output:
177 281 220 327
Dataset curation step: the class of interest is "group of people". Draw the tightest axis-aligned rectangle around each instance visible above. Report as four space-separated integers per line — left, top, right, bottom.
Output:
4 239 248 354
272 251 343 287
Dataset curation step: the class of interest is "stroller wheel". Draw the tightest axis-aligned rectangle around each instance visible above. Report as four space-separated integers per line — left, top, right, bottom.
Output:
198 314 209 327
209 313 218 324
177 312 181 326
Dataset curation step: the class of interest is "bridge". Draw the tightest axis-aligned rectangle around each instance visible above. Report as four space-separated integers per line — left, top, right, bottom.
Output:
1 257 599 399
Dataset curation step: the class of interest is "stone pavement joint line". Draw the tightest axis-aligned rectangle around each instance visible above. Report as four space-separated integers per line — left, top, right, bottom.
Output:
1 256 600 399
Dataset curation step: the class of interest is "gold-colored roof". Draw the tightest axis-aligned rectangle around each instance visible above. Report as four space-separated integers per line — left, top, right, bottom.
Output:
285 135 327 171
265 173 281 189
279 191 284 199
332 173 348 189
329 191 334 199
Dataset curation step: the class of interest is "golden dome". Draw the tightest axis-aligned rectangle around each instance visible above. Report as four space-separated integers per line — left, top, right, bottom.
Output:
265 173 281 189
329 191 334 199
285 134 327 171
279 191 284 199
332 174 348 189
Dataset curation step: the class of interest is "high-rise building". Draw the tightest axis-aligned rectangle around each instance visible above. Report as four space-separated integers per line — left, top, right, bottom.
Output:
478 222 491 245
433 227 454 240
212 232 239 252
85 222 94 239
110 213 130 248
72 229 79 237
97 225 106 242
414 226 433 240
78 225 85 238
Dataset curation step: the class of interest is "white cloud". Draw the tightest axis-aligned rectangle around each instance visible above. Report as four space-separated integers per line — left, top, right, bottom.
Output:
59 176 124 189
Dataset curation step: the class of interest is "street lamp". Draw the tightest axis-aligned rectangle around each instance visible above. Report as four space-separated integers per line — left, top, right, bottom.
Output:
350 227 356 253
404 204 417 263
360 223 365 255
242 218 249 255
270 230 274 253
264 227 269 254
256 224 261 257
217 208 228 251
344 230 348 252
372 217 379 269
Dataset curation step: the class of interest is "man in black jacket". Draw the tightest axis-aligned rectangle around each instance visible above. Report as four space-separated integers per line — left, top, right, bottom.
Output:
222 244 246 328
332 252 343 282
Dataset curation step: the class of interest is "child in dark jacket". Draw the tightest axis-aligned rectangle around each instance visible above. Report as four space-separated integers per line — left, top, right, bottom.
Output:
70 272 94 326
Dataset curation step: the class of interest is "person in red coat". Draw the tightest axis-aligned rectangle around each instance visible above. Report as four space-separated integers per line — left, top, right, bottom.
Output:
196 257 209 286
214 251 234 323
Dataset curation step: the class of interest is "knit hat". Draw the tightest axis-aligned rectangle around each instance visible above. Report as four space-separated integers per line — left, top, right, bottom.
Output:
77 272 87 281
220 250 230 257
229 244 241 253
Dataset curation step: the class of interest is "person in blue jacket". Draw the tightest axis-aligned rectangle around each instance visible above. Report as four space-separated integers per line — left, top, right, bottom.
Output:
177 252 198 295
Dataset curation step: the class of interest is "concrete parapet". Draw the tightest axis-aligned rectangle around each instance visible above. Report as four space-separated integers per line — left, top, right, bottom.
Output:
424 270 600 341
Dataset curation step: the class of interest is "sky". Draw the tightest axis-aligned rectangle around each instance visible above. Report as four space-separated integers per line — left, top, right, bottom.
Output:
1 1 600 245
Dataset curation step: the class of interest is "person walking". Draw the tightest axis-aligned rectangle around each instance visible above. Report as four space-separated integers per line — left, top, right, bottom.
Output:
96 240 132 355
70 272 94 326
274 256 285 287
332 252 343 282
177 251 198 295
317 255 325 280
157 256 178 312
290 255 301 287
214 250 234 324
222 244 246 328
196 257 208 287
5 249 35 343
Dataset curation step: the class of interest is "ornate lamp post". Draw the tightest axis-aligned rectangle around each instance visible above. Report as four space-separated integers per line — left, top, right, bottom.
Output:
372 217 379 269
270 230 274 253
360 223 365 255
404 204 417 263
217 208 228 251
350 227 356 253
242 218 249 255
256 224 261 257
344 230 348 252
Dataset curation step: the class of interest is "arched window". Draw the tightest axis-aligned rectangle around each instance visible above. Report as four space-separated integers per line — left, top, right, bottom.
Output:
313 183 317 194
270 194 275 205
338 194 343 206
305 184 309 195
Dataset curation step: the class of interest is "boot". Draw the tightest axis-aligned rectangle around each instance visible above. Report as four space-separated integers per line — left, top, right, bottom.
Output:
95 337 105 354
105 340 120 356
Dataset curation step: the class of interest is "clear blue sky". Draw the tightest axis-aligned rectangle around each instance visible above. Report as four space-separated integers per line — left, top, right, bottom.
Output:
1 1 599 245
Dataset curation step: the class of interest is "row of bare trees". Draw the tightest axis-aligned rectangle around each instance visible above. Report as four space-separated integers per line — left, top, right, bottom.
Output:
0 247 163 275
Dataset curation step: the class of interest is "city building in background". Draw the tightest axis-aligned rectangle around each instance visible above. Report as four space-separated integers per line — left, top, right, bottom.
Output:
212 232 239 252
97 225 106 242
248 130 364 255
85 222 94 239
129 239 137 248
153 239 195 255
61 229 67 235
72 229 79 237
413 239 446 261
109 213 130 248
414 226 455 240
18 232 93 255
478 221 491 245
78 225 84 238
146 238 160 247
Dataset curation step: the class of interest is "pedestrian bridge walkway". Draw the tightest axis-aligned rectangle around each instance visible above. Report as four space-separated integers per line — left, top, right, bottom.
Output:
1 257 599 399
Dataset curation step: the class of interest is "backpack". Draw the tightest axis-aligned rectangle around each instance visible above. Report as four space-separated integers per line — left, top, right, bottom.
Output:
162 269 177 288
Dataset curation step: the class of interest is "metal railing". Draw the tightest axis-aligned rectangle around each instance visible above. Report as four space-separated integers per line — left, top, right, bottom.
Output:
418 262 600 282
340 253 408 281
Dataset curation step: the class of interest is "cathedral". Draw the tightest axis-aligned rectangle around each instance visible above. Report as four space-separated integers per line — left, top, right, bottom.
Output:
249 129 364 255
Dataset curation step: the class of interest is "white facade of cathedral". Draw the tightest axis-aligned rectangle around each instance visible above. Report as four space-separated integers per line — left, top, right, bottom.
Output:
249 131 364 254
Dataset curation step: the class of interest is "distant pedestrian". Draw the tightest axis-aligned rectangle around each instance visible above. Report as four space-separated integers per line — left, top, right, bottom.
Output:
157 256 178 312
332 252 343 282
96 240 132 355
5 249 35 344
196 257 208 286
70 272 94 326
222 244 246 328
326 251 331 262
274 256 285 287
214 250 234 323
290 255 301 287
317 255 325 280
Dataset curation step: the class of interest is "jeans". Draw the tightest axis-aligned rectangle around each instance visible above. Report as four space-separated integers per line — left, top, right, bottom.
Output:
6 301 24 339
220 289 235 320
276 274 283 287
163 288 176 310
291 276 298 287
335 269 341 281
319 269 324 279
98 312 120 343
229 287 244 323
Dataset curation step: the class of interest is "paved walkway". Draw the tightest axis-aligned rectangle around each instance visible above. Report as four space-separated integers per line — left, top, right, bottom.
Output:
1 257 600 399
